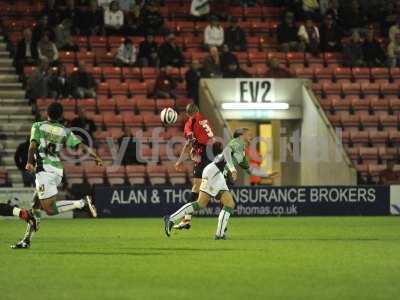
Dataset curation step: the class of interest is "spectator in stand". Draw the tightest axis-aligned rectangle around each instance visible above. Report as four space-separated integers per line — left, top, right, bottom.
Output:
70 107 97 144
343 31 365 67
319 13 342 52
123 10 140 35
340 0 368 35
32 15 51 47
60 0 80 34
325 0 340 24
203 46 223 78
140 1 165 36
302 0 320 20
55 19 79 52
115 38 137 66
79 1 104 36
298 18 320 56
265 58 293 78
69 61 97 98
138 34 159 67
48 65 69 99
152 66 177 99
42 0 60 27
277 12 303 52
190 0 210 21
389 16 400 43
388 33 400 67
37 32 59 66
204 16 224 50
225 17 247 52
185 59 203 105
381 2 398 36
220 44 239 74
104 1 124 35
363 28 386 67
16 28 38 74
223 62 250 78
14 138 34 187
26 58 50 101
159 33 184 68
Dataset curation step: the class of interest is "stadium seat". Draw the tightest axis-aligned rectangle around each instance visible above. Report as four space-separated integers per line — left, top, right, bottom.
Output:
359 147 379 164
380 82 399 96
63 164 84 185
167 163 187 185
122 67 142 80
350 97 370 112
103 66 122 81
369 97 389 113
333 67 351 84
156 99 175 112
350 130 369 146
60 98 76 112
97 97 116 112
147 164 167 185
371 68 390 83
106 166 126 185
142 67 158 80
116 96 135 112
352 68 370 83
109 82 129 96
77 51 95 65
84 164 105 185
331 97 351 111
295 67 314 80
340 113 360 130
369 130 389 146
286 52 305 68
103 112 123 128
121 112 143 129
314 67 334 82
342 82 361 96
135 96 156 113
143 114 163 128
379 113 398 130
59 51 76 64
79 98 97 113
129 82 148 95
359 114 379 130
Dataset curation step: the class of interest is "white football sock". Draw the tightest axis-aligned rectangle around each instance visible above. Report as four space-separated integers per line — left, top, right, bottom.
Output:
55 200 85 214
216 206 233 237
12 207 21 217
170 202 200 223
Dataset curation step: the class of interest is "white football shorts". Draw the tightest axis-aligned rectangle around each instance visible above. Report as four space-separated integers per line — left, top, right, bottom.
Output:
200 162 229 197
35 171 63 200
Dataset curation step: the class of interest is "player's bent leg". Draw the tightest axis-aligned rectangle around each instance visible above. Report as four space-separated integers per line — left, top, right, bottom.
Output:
164 192 210 237
173 180 201 230
215 191 235 240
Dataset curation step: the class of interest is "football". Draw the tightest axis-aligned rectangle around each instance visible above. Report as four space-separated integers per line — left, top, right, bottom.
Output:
160 107 178 125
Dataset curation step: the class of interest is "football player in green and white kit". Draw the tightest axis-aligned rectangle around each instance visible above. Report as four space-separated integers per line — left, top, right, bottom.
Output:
165 128 269 240
12 102 102 249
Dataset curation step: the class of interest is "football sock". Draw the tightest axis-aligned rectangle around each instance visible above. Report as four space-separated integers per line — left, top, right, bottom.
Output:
183 192 198 221
0 203 14 216
23 209 41 243
216 206 233 237
52 200 85 215
170 202 200 223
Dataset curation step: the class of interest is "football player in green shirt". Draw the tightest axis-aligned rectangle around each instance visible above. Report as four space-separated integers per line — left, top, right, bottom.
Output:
164 128 273 239
12 102 102 249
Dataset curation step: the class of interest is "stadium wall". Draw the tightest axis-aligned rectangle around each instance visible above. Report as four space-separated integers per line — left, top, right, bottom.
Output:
300 84 357 185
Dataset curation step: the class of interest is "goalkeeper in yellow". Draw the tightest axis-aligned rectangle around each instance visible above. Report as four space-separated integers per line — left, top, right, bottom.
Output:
164 128 254 240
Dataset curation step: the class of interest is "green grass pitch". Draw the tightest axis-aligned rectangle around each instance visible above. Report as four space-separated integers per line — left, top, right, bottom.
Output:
0 217 399 300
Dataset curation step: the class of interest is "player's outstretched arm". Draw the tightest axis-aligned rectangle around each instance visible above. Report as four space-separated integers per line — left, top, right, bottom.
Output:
25 141 38 173
175 140 192 171
79 143 103 166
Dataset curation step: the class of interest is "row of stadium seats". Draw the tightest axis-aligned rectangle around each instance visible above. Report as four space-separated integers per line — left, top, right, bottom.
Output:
64 163 192 186
327 112 400 130
341 130 400 147
321 96 400 112
313 82 400 98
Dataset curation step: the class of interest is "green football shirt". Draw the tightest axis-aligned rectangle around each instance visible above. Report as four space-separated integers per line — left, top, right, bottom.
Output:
30 120 81 176
214 137 249 173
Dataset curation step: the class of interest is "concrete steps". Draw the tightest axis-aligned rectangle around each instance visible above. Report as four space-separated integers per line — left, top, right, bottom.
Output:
0 36 34 187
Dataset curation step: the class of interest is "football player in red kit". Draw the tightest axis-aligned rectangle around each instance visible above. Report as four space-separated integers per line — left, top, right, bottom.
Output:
174 103 215 230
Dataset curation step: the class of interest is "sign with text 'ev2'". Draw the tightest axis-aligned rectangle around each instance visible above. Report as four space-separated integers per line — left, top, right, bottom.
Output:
238 79 275 103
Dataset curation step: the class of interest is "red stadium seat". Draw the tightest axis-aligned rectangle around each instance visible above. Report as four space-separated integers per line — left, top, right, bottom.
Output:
84 164 106 185
342 82 361 96
371 68 390 83
350 130 369 146
359 114 379 129
314 67 334 82
109 82 129 96
142 67 158 80
64 164 84 185
121 112 143 129
143 114 163 128
135 96 156 113
102 66 122 81
77 51 95 65
79 98 97 113
106 166 126 185
369 131 388 146
147 164 167 185
334 67 351 83
167 163 187 185
59 51 76 64
97 97 116 112
350 97 370 112
352 67 370 83
122 67 142 80
126 165 146 185
156 99 175 112
380 82 399 96
60 98 76 112
129 82 148 95
295 67 314 80
116 96 135 112
359 147 379 163
103 112 123 128
331 97 351 111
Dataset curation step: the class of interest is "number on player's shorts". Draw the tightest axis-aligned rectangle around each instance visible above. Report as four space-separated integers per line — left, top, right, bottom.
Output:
39 184 45 192
199 120 214 138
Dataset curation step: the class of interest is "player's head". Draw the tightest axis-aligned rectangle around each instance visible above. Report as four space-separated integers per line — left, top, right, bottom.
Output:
47 102 64 122
233 128 251 144
186 103 199 117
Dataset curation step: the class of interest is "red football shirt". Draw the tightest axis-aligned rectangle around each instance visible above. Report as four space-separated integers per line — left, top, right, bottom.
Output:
184 112 214 157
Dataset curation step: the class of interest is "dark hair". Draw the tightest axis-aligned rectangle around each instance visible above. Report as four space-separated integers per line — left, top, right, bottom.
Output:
47 102 64 121
124 38 132 44
233 128 249 138
186 103 199 116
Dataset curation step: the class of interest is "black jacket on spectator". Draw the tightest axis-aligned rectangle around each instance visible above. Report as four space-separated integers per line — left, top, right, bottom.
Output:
138 40 158 63
277 23 299 44
16 40 38 61
60 7 80 33
225 26 247 51
14 140 29 171
221 51 239 74
185 68 202 104
363 39 386 67
319 24 342 52
223 67 250 78
140 8 164 35
79 7 103 36
69 70 96 90
41 7 60 26
158 42 184 67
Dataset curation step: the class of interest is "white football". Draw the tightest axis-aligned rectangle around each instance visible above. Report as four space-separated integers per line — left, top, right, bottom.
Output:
160 107 178 125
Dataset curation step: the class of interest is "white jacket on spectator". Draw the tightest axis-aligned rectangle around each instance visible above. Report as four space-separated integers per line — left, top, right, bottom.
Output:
298 25 320 43
104 8 124 28
116 44 137 64
204 25 224 47
191 0 210 17
389 25 400 43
